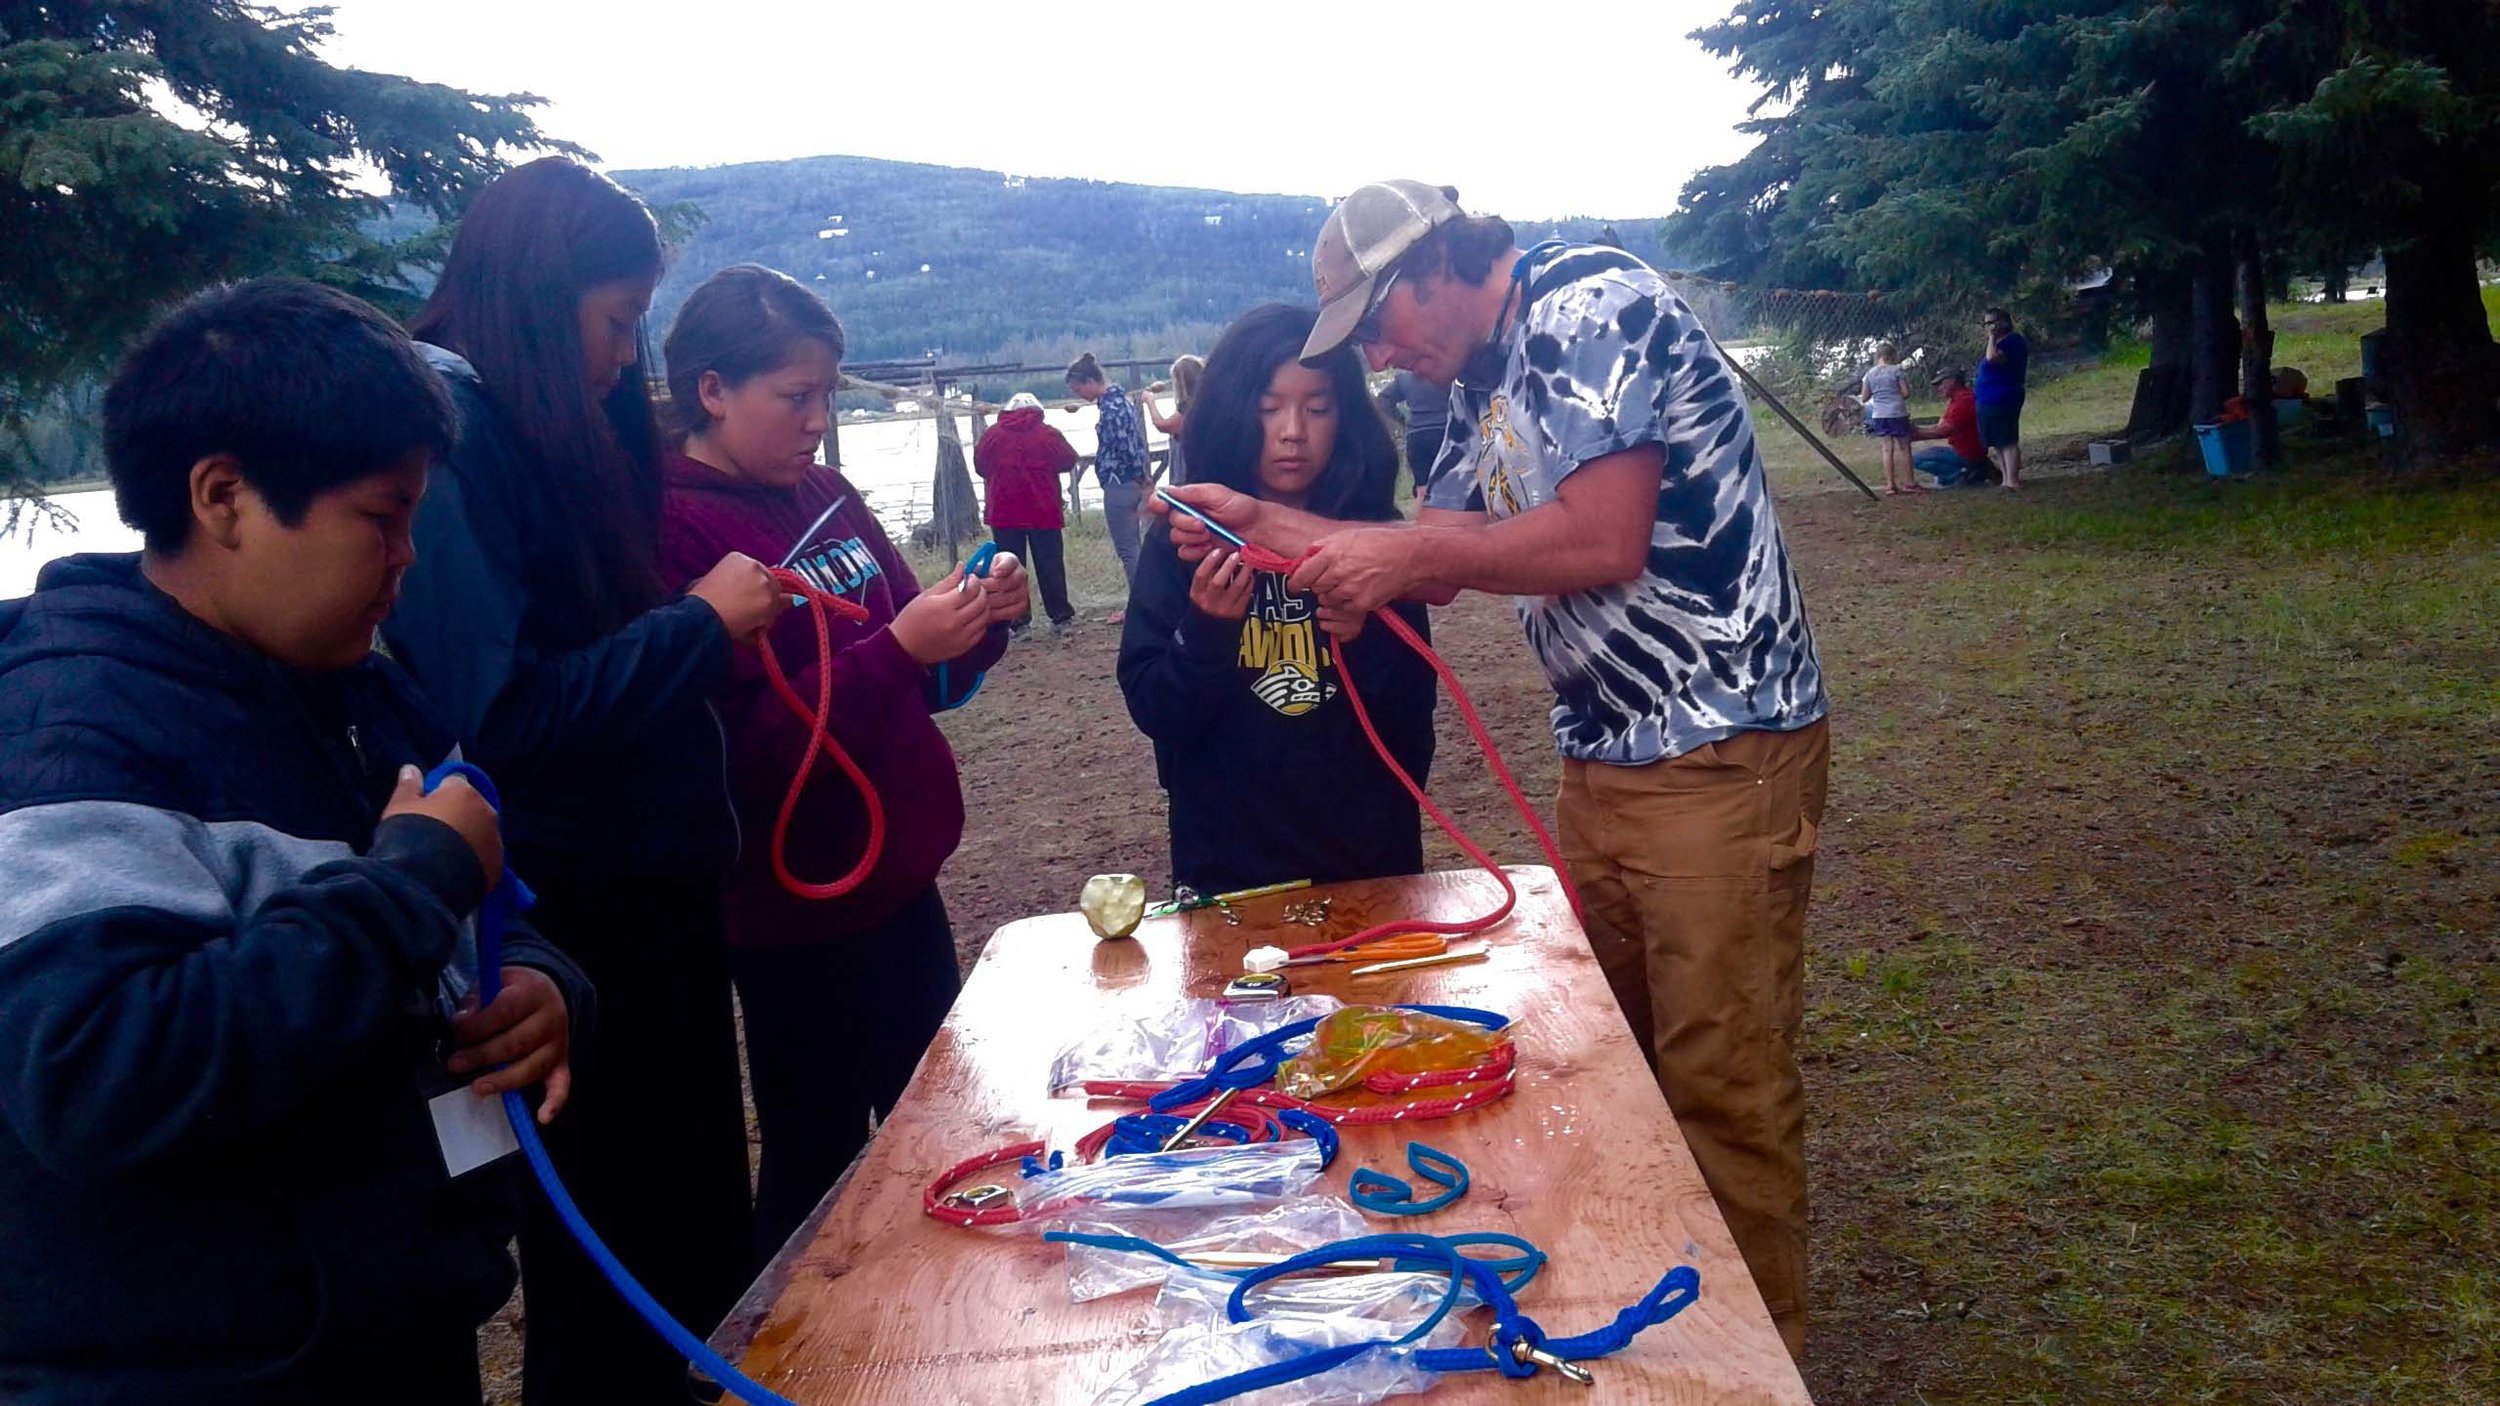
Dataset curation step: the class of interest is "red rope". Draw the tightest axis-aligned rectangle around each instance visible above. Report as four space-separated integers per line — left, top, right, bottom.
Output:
758 567 886 900
1231 542 1585 958
756 540 1583 945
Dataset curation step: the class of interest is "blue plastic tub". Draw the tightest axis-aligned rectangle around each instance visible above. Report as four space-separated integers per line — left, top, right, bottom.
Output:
2194 419 2253 477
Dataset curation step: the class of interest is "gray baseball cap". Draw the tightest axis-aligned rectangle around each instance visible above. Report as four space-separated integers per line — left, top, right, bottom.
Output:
1302 180 1463 360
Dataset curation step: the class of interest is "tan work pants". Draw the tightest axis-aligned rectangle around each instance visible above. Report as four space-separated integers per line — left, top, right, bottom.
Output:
1557 719 1829 1360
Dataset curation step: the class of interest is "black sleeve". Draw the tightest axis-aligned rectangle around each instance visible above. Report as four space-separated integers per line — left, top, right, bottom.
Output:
384 437 733 779
1339 601 1439 786
1116 534 1240 746
0 796 480 1179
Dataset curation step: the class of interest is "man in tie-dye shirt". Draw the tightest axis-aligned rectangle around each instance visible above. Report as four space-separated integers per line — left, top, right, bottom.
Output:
1153 180 1829 1358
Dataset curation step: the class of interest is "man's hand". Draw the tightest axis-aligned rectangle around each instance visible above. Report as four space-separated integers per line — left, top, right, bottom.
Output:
1315 601 1369 642
1146 482 1263 563
383 767 503 889
977 552 1030 627
891 567 993 664
1288 526 1425 620
1188 549 1254 621
448 966 572 1124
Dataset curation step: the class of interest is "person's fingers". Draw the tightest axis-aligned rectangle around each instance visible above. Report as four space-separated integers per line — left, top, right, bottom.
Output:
451 1000 558 1074
471 1039 563 1100
536 1063 572 1123
447 991 527 1058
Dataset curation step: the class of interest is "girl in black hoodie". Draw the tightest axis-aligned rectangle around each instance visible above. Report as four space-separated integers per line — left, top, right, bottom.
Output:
1118 304 1436 893
384 158 785 1406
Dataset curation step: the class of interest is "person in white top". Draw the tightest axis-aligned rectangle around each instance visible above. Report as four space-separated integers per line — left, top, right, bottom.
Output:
1859 342 1922 496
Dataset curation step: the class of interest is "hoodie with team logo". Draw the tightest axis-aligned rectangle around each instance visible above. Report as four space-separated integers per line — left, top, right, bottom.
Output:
1118 530 1436 895
660 455 1008 945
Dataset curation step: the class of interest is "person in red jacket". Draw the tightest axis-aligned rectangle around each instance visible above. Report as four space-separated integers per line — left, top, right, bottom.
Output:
655 264 1027 1261
1910 367 1997 487
974 391 1079 635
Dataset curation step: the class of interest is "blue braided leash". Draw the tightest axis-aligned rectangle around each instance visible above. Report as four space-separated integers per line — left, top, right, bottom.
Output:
930 540 997 712
1090 1105 1343 1168
1045 1227 1699 1405
423 763 800 1406
1350 1142 1469 1216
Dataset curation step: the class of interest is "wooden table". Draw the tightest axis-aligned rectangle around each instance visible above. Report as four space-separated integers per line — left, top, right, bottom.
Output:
713 866 1813 1404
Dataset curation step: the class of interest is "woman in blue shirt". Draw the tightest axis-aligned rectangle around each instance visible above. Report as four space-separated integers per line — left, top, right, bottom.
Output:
1067 352 1151 618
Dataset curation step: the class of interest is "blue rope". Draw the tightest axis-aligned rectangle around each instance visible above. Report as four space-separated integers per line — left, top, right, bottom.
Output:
1126 1230 1698 1406
1040 1229 1545 1297
423 763 799 1406
1349 1142 1468 1217
1145 1005 1513 1115
931 540 997 712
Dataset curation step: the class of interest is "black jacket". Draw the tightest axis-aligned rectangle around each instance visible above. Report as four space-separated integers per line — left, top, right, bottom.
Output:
383 344 738 875
1119 534 1437 893
0 553 593 1404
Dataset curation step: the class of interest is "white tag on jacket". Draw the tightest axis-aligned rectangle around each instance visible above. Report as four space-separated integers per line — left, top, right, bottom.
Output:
429 1085 521 1177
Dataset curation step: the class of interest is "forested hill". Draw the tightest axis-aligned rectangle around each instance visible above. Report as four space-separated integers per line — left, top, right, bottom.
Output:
611 154 1670 372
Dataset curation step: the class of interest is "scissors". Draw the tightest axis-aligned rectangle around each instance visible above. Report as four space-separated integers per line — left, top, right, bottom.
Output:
1280 932 1450 968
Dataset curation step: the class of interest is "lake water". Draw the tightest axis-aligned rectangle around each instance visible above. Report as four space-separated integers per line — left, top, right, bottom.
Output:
0 398 1168 600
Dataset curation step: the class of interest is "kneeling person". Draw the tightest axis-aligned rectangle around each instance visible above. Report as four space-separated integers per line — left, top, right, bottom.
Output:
1910 367 1995 487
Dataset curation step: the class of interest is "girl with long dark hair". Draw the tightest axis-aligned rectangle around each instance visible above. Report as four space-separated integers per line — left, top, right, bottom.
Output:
1117 303 1436 893
656 264 1024 1260
386 157 781 1406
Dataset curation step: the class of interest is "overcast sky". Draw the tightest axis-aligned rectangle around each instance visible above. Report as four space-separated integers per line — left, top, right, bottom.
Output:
309 0 1765 220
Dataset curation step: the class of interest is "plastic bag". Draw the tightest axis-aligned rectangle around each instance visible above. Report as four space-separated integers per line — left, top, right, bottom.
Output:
1009 1140 1322 1228
1154 1266 1482 1327
1059 1196 1370 1302
1091 1274 1467 1406
1275 1007 1509 1101
1048 996 1339 1094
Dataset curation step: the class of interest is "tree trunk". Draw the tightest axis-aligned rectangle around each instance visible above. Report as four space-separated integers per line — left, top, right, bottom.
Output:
2382 194 2500 456
2127 266 2193 441
2238 229 2280 470
2147 267 2193 371
2189 235 2241 426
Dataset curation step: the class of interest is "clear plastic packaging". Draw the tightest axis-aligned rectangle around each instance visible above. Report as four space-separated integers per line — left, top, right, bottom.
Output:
1154 1266 1482 1327
1090 1271 1469 1406
1048 996 1340 1094
1058 1196 1370 1301
1008 1140 1322 1228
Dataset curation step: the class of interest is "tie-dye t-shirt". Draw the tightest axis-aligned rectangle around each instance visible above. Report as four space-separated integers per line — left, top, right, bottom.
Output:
1422 245 1826 765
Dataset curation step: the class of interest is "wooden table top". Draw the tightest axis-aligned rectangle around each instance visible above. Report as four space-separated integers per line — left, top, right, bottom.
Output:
717 866 1813 1404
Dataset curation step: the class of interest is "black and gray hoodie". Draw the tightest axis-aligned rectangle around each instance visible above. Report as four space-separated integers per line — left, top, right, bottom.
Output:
0 552 592 1404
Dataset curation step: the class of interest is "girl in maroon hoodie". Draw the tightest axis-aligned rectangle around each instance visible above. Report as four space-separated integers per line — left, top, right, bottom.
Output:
973 391 1079 635
656 264 1026 1258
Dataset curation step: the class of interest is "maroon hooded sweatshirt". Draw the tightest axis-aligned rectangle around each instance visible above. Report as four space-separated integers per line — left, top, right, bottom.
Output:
973 406 1078 530
659 454 1009 945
